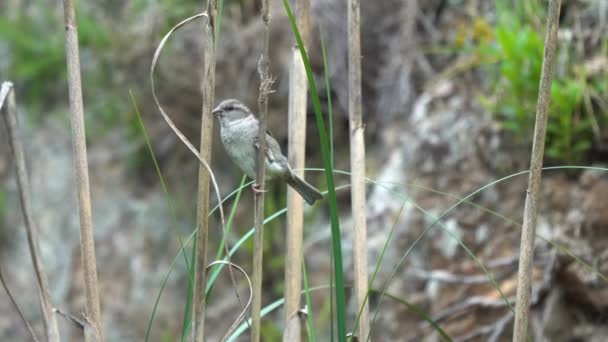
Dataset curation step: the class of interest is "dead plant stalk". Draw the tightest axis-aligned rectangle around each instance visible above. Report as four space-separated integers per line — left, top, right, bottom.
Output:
1 82 58 342
512 0 561 340
61 0 103 339
348 0 369 339
193 1 218 341
252 0 271 340
283 0 311 340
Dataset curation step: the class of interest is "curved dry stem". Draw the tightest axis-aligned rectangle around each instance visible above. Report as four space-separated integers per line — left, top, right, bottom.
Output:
149 11 246 332
206 260 253 342
150 14 224 227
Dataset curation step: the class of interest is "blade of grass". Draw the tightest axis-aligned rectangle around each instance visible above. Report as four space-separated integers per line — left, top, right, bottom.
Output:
144 180 253 341
182 175 248 337
309 166 608 286
302 257 316 342
211 175 247 285
215 0 224 44
368 289 452 342
226 283 447 342
281 1 347 340
314 32 337 329
130 92 194 277
131 91 198 340
351 203 406 337
181 240 197 342
319 31 334 167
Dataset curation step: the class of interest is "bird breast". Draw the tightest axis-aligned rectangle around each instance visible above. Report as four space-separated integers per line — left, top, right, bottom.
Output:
220 116 259 179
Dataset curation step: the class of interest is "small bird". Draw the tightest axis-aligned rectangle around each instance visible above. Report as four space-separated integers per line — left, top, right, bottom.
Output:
212 99 323 205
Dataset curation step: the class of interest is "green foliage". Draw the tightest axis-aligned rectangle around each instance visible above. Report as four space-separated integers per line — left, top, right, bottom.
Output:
547 79 590 163
0 6 66 108
475 5 603 164
0 3 110 113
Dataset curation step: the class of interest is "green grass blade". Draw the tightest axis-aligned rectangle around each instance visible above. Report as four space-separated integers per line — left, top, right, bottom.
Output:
180 239 197 341
281 1 347 340
302 257 316 342
351 203 406 338
181 175 249 337
368 289 453 342
208 174 247 297
145 182 253 341
215 0 224 45
131 91 195 342
226 285 332 342
319 30 335 167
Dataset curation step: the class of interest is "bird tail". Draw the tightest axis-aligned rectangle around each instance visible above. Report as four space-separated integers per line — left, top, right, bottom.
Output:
286 174 323 205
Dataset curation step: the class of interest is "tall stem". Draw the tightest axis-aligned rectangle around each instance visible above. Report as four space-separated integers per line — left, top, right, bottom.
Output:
513 0 561 340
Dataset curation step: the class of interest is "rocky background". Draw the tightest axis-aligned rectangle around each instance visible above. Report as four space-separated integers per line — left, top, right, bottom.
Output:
1 0 607 341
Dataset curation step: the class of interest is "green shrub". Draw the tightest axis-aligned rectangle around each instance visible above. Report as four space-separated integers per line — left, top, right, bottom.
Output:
475 5 604 165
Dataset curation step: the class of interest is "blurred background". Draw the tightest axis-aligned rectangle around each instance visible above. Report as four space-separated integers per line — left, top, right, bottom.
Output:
0 0 607 340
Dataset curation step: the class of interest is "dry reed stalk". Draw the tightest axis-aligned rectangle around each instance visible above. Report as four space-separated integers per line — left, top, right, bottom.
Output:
512 0 561 340
348 0 369 339
193 1 218 341
252 0 271 340
61 1 102 339
283 49 308 342
1 82 51 342
283 0 311 340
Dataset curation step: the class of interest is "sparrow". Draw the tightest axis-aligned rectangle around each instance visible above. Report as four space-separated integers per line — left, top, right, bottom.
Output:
212 99 323 205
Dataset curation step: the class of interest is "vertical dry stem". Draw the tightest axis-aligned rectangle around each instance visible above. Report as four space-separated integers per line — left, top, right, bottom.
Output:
283 49 308 342
61 1 103 339
512 0 561 340
283 0 310 340
252 0 271 340
348 0 369 339
1 82 59 341
193 1 218 341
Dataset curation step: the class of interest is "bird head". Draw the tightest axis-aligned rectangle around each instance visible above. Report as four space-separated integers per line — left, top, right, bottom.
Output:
212 99 252 125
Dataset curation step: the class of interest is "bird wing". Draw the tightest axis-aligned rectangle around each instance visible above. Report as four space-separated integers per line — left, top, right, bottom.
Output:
253 130 282 163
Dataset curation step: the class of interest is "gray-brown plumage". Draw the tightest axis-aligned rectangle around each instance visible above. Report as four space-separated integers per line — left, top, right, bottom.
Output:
212 99 323 205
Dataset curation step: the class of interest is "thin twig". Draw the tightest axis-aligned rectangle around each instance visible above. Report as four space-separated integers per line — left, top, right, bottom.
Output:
61 1 103 339
513 1 561 340
0 263 40 342
1 82 60 341
54 308 99 340
348 0 369 339
193 1 218 341
252 1 271 340
283 0 310 340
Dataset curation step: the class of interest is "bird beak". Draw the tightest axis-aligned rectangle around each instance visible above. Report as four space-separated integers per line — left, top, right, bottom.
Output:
212 106 222 116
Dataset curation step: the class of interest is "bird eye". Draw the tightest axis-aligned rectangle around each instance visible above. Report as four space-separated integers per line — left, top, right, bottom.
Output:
225 105 234 111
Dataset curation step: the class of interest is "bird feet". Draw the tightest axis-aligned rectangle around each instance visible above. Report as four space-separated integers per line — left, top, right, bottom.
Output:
252 183 268 194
